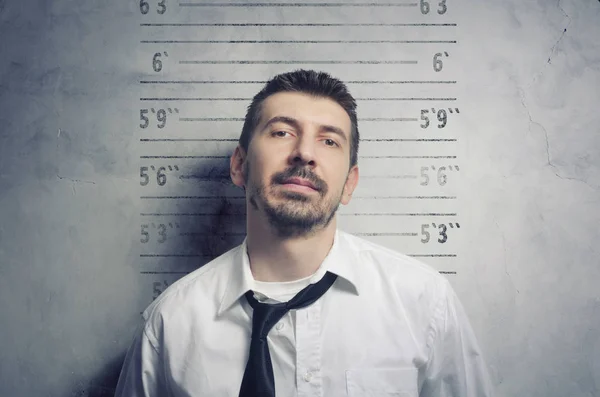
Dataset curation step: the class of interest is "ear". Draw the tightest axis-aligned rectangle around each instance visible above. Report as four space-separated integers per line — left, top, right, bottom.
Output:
340 165 359 205
230 145 246 189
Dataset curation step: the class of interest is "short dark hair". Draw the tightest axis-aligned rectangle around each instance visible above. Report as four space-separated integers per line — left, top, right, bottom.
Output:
238 69 359 169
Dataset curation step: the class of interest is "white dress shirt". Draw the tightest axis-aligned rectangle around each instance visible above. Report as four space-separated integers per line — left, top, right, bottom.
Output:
115 228 494 397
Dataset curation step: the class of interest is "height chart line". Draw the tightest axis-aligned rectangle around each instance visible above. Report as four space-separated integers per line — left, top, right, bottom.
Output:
141 23 458 27
140 97 457 101
178 2 419 7
140 80 457 84
139 155 459 159
142 40 457 44
178 60 419 64
139 195 458 199
139 212 458 216
175 117 419 122
140 269 458 274
139 138 457 142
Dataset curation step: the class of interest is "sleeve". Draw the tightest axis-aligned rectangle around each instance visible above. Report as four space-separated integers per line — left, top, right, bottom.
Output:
114 321 171 397
419 279 495 397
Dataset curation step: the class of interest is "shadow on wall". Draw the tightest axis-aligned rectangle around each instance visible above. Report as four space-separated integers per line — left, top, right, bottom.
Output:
80 155 247 396
72 353 126 397
179 156 248 258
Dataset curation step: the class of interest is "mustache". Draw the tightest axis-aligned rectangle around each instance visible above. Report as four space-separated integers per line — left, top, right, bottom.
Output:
272 167 325 192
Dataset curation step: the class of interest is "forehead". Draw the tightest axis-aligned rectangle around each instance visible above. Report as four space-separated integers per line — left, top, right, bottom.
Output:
258 92 351 136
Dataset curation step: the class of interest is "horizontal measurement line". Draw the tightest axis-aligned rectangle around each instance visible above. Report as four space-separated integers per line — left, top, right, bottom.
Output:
361 175 418 178
140 212 456 216
180 118 243 122
356 232 418 236
143 40 456 44
342 213 456 216
176 174 421 180
139 155 458 159
140 80 456 84
179 175 229 180
356 196 457 199
141 23 457 27
140 138 456 142
179 60 418 65
140 195 456 199
140 269 457 274
411 254 457 257
140 97 456 101
362 155 457 158
141 213 239 216
179 3 419 7
361 118 419 121
141 195 244 199
177 117 418 122
140 254 212 257
140 271 191 274
367 138 457 141
179 232 419 237
180 232 245 236
141 155 230 158
141 138 237 141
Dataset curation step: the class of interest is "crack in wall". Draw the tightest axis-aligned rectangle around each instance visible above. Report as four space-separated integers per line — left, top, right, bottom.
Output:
56 175 96 196
548 0 572 64
494 219 518 295
55 128 96 195
518 87 592 188
518 1 594 189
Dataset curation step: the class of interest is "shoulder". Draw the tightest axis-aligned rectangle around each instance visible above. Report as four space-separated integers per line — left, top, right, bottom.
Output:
140 243 242 333
338 229 451 304
340 229 448 281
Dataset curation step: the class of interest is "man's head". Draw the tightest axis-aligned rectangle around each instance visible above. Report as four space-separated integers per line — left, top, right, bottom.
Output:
230 69 360 238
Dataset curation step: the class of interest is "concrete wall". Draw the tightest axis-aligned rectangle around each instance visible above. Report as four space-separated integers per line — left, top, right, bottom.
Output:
0 0 598 396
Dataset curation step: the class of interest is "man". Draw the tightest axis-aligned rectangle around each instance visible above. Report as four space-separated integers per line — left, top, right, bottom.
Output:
115 69 494 396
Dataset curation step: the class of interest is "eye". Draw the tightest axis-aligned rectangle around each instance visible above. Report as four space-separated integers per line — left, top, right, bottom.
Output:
324 138 339 147
272 130 289 137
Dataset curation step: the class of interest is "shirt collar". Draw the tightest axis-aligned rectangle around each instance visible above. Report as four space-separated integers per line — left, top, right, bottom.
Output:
217 228 361 317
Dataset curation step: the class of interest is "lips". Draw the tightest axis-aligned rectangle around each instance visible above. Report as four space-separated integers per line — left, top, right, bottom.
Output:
282 177 317 190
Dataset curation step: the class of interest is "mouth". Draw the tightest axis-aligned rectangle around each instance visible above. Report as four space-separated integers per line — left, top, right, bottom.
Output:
280 177 318 191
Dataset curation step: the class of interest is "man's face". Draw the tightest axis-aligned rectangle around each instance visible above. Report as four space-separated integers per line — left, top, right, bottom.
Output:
232 91 359 238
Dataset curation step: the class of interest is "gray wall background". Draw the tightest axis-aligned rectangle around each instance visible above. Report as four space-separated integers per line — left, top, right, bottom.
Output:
0 0 599 396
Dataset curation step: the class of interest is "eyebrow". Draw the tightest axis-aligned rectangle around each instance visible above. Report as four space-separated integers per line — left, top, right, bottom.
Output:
262 116 348 143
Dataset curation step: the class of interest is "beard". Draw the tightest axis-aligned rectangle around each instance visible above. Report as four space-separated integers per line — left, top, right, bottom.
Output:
243 161 344 238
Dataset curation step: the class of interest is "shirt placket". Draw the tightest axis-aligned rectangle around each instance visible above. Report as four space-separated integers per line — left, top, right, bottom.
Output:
295 300 323 397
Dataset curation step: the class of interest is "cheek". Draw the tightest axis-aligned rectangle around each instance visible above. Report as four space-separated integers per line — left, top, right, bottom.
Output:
253 145 285 173
319 173 341 195
246 154 272 185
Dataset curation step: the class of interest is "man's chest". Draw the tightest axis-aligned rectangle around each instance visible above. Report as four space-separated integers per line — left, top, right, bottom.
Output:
163 297 427 397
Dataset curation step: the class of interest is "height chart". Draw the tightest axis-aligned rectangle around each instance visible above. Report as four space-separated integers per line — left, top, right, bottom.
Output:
135 0 461 305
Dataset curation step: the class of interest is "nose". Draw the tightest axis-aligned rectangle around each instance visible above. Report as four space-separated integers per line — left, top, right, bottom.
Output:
288 134 316 167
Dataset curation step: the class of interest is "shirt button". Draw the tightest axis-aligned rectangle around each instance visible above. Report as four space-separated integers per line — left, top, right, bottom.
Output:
276 322 284 330
303 372 312 382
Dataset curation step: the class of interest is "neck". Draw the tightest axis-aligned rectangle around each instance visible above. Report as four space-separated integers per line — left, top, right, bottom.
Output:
246 214 337 282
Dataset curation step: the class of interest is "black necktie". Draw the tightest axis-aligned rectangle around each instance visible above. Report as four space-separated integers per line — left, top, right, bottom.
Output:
238 271 338 397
